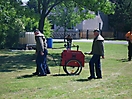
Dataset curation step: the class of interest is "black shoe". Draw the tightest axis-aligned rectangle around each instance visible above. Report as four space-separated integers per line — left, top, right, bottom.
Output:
87 76 95 80
96 77 102 79
46 68 51 74
38 74 47 76
47 72 50 74
128 59 131 61
32 72 39 75
47 71 51 74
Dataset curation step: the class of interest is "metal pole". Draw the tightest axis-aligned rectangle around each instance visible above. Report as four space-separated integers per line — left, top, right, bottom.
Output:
86 30 89 39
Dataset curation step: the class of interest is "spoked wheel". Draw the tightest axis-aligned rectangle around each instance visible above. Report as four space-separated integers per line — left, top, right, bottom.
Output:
63 59 82 75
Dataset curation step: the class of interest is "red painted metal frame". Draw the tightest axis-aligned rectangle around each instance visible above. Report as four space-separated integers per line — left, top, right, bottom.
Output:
60 50 85 67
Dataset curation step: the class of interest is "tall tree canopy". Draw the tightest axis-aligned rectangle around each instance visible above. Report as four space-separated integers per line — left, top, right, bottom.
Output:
27 0 115 33
49 1 95 31
0 0 54 48
0 0 25 48
109 0 132 32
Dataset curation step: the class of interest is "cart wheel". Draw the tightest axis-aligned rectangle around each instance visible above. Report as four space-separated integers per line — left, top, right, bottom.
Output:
63 59 82 75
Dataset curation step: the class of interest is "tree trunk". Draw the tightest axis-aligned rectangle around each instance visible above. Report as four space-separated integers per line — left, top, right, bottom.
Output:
38 15 45 33
38 4 47 34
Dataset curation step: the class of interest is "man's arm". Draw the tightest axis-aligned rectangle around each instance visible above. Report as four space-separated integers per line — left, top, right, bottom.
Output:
38 37 44 55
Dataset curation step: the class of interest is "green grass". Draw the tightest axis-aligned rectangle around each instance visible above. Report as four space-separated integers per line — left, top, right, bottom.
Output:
0 42 132 99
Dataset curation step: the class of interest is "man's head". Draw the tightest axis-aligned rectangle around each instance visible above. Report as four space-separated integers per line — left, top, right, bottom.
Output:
34 29 44 37
67 35 71 38
93 29 100 36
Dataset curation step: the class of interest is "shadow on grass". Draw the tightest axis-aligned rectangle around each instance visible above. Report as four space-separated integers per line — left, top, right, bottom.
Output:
0 53 35 72
0 51 61 72
51 74 69 76
75 78 89 82
84 55 91 62
76 78 99 82
0 50 91 73
116 58 129 62
17 74 36 79
17 73 70 79
47 53 61 66
51 73 82 76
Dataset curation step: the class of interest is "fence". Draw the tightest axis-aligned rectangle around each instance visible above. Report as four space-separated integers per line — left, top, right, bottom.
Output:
53 31 80 39
114 31 126 40
52 30 125 39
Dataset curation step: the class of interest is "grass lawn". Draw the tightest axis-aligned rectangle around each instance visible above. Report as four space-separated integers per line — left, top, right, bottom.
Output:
0 41 132 99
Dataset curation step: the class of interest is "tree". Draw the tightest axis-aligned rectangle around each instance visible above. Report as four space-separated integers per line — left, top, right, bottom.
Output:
21 16 39 32
44 18 53 38
49 1 95 30
49 1 95 41
0 0 25 48
109 0 132 32
27 0 115 33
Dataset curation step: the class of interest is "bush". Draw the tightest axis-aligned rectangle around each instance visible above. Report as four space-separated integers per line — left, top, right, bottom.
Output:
44 18 53 38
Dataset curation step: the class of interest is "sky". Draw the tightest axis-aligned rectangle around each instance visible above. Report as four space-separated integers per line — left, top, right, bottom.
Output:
22 0 29 3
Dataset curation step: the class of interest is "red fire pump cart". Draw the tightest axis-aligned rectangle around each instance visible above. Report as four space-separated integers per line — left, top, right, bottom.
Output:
60 46 85 75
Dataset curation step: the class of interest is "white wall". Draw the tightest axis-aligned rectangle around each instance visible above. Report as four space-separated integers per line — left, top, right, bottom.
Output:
53 12 108 32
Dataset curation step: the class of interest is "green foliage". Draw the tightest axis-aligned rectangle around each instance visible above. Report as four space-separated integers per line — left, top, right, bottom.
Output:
27 0 115 33
0 0 24 48
21 16 39 32
27 0 38 13
109 0 132 32
27 0 53 37
49 1 95 31
44 18 53 38
0 0 45 48
0 0 116 48
75 0 115 15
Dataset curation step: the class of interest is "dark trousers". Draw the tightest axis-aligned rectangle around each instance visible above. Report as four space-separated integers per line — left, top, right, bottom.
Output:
89 54 102 78
128 41 132 60
36 49 50 75
66 42 71 50
43 50 50 74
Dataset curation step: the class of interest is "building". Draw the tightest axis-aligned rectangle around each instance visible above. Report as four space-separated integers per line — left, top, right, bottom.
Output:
52 11 113 39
